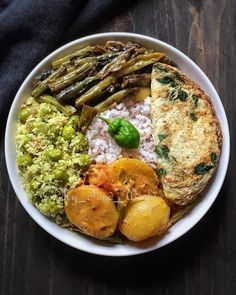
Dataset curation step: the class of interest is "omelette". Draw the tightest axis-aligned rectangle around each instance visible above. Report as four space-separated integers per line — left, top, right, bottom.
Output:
151 63 222 205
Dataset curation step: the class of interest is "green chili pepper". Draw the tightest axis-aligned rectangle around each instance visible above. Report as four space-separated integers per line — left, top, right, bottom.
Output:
98 116 140 149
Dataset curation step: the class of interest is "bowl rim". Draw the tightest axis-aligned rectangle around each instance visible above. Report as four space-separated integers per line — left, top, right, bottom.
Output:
5 32 230 256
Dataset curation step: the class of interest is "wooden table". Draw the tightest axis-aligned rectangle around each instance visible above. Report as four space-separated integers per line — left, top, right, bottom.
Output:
0 0 235 294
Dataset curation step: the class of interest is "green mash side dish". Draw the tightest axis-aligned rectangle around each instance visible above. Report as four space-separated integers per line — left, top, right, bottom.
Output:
16 97 90 225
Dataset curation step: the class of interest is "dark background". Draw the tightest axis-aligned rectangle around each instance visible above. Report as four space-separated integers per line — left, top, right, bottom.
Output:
0 0 235 294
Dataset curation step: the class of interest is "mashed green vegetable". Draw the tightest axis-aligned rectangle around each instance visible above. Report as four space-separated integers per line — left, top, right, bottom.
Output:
16 97 90 223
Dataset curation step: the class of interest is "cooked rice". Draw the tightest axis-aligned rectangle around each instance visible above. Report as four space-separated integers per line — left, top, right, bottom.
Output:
87 96 157 168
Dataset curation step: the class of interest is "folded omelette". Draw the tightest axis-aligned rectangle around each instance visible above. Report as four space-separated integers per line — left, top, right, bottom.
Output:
151 63 222 205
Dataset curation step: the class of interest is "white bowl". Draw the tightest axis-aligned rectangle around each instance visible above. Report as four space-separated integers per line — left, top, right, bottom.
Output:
5 32 230 256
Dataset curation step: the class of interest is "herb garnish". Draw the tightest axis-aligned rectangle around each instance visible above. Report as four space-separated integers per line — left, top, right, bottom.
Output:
210 152 217 164
169 89 177 101
158 133 167 142
157 76 173 84
194 163 213 175
192 95 199 107
155 144 170 159
178 89 188 101
157 76 176 87
175 72 183 82
172 156 177 162
117 202 125 219
158 168 167 176
155 64 167 72
190 113 198 121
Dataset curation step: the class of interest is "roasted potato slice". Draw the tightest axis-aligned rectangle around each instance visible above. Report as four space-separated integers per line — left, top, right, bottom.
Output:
65 185 119 239
119 195 170 241
107 158 160 201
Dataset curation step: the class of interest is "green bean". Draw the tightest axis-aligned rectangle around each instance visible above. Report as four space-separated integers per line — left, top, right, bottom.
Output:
52 46 96 69
96 52 119 67
101 83 120 97
48 62 95 92
74 56 97 67
95 88 138 113
32 66 66 98
56 57 96 70
52 63 77 74
121 73 151 88
74 53 119 71
37 95 76 116
52 45 107 69
116 53 166 77
75 76 116 108
79 105 97 133
105 41 146 58
56 76 99 103
105 41 142 52
98 49 133 79
33 68 53 87
65 64 77 73
105 40 128 52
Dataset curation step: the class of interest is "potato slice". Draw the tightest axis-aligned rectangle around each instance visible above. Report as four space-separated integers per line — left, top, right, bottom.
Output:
65 185 119 239
119 195 170 241
108 158 160 202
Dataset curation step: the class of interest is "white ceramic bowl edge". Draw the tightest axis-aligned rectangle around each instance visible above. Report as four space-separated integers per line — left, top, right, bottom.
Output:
5 32 230 256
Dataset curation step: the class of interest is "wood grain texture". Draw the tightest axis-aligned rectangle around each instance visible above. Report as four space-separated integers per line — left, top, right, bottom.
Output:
0 0 235 294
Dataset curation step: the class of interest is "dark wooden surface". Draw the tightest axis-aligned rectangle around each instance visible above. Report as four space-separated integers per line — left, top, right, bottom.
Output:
1 0 235 294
